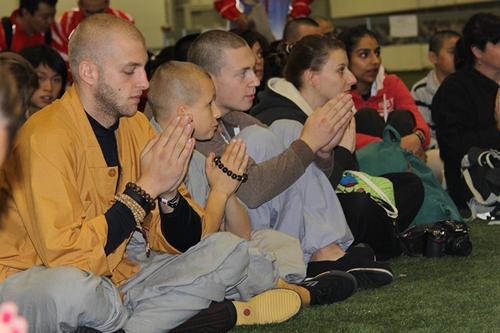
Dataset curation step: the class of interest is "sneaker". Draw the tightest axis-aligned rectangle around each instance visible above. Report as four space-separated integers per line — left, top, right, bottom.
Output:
233 289 301 326
298 270 357 305
170 299 237 333
307 253 393 289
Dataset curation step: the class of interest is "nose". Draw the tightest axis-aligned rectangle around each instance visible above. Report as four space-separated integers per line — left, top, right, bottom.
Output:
212 102 222 120
41 79 53 92
248 70 260 87
346 69 357 86
138 68 149 91
370 52 380 65
254 54 263 66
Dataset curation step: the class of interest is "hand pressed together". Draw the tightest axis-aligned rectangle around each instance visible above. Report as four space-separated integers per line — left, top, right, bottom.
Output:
137 115 195 200
300 93 354 155
206 138 249 197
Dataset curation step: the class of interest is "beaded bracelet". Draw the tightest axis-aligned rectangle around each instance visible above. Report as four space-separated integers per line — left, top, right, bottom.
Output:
124 182 156 215
115 193 146 226
115 193 151 257
214 156 248 183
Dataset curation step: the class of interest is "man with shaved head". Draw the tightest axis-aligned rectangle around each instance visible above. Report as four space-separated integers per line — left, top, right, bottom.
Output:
0 14 258 333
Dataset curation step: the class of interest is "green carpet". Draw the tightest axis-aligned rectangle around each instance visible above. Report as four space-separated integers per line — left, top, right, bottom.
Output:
232 219 500 332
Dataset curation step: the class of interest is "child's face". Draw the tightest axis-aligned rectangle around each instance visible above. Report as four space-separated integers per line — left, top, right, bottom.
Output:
186 76 221 141
434 37 459 77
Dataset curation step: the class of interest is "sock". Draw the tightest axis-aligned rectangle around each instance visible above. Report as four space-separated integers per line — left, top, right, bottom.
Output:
276 278 311 306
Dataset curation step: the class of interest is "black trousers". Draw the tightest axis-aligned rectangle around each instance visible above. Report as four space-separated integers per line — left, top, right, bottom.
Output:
355 108 416 138
338 172 424 260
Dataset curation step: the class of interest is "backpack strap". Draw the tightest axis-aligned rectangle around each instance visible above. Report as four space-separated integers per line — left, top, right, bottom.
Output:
44 27 52 46
2 17 13 50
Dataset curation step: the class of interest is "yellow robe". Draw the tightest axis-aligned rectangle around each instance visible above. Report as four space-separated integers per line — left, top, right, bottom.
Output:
0 86 207 286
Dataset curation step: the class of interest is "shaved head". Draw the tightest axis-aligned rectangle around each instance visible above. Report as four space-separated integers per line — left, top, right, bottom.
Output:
68 13 145 82
187 30 247 77
148 61 212 126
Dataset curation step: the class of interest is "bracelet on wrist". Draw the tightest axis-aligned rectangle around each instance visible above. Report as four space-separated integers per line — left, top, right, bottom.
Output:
115 192 151 258
159 191 180 209
214 156 249 183
414 131 425 145
115 193 146 226
124 182 156 215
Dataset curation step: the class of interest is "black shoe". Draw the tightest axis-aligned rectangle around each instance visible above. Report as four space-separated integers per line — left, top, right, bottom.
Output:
307 253 393 289
298 270 357 305
170 299 237 333
346 243 376 261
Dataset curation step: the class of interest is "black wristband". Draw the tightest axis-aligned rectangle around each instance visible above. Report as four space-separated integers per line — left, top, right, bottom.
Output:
414 131 425 145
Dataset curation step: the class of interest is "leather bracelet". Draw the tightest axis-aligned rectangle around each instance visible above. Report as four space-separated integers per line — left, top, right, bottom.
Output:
124 182 156 215
214 156 248 183
414 131 425 145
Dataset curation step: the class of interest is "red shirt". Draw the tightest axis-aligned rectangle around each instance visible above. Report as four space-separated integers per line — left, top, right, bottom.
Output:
213 0 313 20
0 10 51 51
352 72 431 150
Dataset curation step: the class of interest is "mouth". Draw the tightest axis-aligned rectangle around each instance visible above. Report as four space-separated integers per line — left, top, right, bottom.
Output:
39 96 53 104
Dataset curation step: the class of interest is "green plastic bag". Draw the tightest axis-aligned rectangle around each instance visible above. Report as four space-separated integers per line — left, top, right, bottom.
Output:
336 170 398 219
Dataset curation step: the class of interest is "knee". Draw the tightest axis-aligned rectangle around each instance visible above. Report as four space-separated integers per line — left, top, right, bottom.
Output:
38 266 105 304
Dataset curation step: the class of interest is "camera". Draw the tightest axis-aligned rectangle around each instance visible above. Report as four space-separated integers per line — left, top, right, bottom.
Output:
399 220 473 258
423 220 473 258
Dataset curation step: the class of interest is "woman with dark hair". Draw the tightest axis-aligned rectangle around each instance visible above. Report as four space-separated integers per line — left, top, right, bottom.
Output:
432 12 500 210
338 26 430 162
250 35 424 260
19 44 67 118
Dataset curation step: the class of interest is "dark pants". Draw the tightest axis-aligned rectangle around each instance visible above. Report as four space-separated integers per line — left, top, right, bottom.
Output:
339 172 424 260
355 108 416 138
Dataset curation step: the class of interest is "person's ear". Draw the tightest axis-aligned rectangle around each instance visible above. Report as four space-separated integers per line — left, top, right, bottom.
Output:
428 51 438 66
471 45 483 62
176 105 188 117
78 61 98 86
303 69 317 87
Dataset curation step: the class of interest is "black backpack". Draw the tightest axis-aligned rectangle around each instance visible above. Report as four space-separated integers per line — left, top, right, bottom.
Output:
2 16 52 50
461 147 500 220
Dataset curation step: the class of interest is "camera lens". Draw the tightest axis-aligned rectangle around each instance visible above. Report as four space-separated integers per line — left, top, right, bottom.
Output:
450 237 473 256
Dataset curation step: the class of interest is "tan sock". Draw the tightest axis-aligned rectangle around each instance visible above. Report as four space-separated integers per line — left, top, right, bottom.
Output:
276 278 311 306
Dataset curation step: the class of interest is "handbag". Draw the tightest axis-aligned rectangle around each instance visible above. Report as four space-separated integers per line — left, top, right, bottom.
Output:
356 125 462 227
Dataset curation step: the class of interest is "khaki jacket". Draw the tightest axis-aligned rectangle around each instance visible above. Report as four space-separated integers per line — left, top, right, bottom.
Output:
0 86 206 286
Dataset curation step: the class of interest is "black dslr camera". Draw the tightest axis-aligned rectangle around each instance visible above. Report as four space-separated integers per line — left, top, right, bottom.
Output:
399 220 472 258
423 220 473 258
